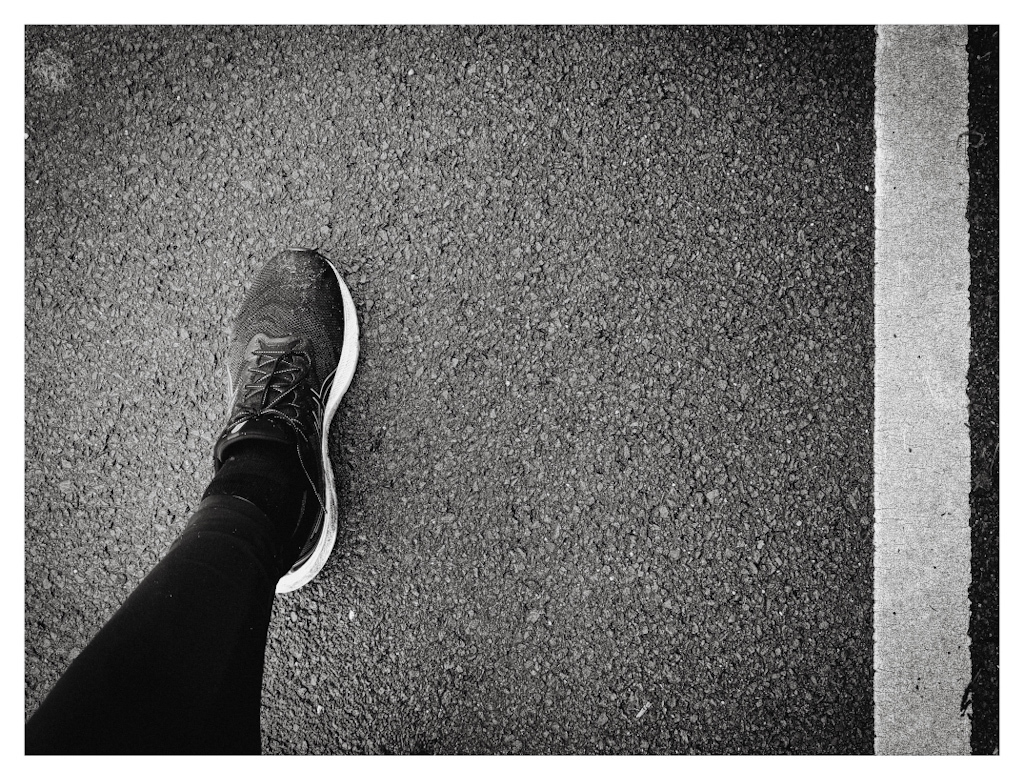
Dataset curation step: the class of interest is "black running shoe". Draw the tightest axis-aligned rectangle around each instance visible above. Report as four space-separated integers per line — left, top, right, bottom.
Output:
213 248 359 592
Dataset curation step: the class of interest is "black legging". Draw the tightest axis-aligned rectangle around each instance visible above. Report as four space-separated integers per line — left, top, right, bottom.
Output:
25 494 280 754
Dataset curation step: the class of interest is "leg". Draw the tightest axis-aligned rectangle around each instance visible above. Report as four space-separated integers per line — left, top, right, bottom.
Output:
26 494 279 754
25 249 359 754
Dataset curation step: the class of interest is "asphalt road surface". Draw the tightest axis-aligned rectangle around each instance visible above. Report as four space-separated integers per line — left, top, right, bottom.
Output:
25 26 876 753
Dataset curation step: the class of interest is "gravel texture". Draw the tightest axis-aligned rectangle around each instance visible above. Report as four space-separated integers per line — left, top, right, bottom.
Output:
25 25 875 754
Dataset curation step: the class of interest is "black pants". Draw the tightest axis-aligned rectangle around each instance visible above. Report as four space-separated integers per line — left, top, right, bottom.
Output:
25 494 281 754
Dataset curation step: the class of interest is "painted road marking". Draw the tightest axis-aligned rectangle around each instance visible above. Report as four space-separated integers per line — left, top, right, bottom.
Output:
874 25 971 755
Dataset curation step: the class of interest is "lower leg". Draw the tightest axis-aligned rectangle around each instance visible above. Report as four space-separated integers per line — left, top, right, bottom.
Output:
25 445 308 754
26 250 354 754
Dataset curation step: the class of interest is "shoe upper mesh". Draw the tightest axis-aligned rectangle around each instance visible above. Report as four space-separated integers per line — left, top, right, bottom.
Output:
228 249 346 411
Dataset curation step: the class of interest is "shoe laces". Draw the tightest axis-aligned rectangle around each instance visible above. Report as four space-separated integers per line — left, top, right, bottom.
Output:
234 338 327 515
241 339 314 424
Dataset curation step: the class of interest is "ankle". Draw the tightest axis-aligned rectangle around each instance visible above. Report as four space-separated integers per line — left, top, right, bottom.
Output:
203 441 309 540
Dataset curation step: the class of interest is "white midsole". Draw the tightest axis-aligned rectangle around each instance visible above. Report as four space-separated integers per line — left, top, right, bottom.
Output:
275 256 360 593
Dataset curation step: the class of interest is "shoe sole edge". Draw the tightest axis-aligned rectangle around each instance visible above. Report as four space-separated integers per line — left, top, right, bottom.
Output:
274 255 359 593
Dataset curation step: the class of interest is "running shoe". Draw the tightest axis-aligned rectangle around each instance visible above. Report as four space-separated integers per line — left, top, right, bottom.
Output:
213 248 359 592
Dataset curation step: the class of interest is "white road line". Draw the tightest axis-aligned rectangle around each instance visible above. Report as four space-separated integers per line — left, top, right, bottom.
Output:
874 25 971 755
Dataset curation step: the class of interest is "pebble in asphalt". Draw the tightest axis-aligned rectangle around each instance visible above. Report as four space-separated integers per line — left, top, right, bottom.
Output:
24 26 875 754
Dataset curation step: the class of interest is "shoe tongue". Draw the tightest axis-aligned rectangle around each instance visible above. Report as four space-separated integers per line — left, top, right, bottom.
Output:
214 416 298 466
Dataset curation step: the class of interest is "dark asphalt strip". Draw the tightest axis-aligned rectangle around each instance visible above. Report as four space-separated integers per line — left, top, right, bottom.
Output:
966 24 999 756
